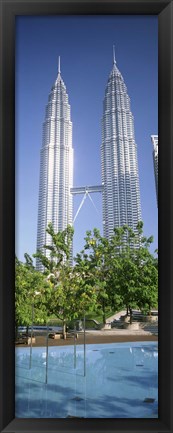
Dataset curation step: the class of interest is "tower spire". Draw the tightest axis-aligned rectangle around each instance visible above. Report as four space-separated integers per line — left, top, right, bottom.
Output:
113 45 116 65
58 56 61 74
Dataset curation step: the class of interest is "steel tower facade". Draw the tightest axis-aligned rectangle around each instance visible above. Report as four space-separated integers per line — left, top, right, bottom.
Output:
36 58 73 271
101 49 141 239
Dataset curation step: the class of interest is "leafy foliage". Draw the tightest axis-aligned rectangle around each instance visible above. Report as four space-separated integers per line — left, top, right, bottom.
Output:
74 222 158 320
15 221 158 336
33 223 74 273
15 255 52 331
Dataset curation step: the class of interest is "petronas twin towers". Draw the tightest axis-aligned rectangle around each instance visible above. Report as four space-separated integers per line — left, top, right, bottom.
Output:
36 50 141 270
101 51 141 238
37 58 73 271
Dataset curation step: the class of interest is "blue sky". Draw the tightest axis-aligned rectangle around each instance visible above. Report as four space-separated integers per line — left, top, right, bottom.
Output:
15 15 158 262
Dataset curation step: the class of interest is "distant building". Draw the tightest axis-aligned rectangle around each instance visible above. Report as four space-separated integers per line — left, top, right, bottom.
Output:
36 58 73 271
101 48 142 240
151 135 158 206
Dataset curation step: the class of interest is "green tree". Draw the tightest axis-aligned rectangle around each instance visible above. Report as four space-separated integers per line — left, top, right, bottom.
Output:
33 224 74 337
48 263 98 333
34 224 99 336
73 246 99 319
110 222 158 319
33 222 74 274
134 246 158 315
75 222 158 324
74 228 123 324
15 255 52 337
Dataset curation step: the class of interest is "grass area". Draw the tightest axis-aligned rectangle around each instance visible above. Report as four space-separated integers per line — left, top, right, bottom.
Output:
47 308 121 330
84 308 117 324
47 308 118 329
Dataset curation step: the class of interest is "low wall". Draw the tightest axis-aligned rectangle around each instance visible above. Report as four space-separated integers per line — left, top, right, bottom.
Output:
142 315 158 323
102 323 112 330
123 322 140 330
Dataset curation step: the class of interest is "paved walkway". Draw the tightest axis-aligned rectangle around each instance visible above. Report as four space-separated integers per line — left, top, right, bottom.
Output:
84 327 157 336
15 311 158 348
15 326 158 348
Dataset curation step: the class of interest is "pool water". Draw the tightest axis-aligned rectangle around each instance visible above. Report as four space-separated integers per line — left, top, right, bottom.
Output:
15 341 158 418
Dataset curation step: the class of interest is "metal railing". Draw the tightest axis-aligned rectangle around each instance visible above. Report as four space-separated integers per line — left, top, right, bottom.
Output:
17 315 87 384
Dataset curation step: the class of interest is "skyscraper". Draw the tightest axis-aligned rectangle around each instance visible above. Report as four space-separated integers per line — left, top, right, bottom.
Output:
36 58 73 271
151 134 158 206
101 49 141 239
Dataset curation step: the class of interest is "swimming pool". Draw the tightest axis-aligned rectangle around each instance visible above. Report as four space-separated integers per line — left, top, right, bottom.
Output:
15 341 158 418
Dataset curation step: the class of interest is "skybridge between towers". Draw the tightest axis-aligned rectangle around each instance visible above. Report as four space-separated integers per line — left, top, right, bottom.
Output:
70 184 104 223
70 185 104 195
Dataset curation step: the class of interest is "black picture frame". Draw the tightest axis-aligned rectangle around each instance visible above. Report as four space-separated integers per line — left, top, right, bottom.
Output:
0 0 172 432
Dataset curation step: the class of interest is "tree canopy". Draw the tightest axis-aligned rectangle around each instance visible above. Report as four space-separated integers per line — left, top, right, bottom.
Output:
15 221 158 335
15 255 52 331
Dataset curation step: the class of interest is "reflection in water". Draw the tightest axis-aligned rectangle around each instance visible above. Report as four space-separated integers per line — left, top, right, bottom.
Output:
15 342 158 418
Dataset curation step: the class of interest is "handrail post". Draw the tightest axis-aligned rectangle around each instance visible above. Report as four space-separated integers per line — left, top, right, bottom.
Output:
74 322 77 369
29 303 34 369
84 314 86 377
45 324 49 384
